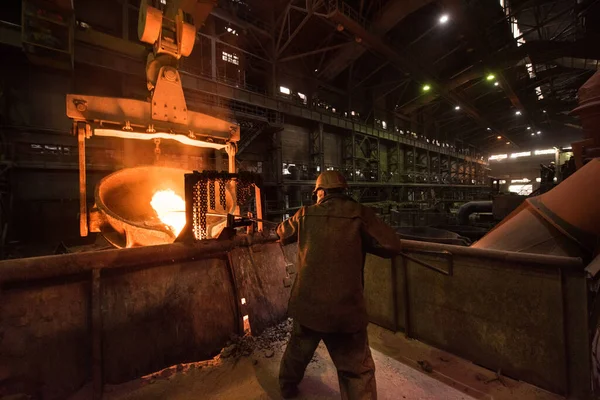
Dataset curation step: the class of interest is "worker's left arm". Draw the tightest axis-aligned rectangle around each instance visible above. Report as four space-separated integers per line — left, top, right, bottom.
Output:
361 206 402 258
277 208 302 245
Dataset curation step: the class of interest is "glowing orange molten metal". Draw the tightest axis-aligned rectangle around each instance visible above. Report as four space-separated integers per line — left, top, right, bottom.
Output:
151 190 186 237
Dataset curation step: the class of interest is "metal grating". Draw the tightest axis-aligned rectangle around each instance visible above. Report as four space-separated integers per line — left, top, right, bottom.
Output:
181 171 262 241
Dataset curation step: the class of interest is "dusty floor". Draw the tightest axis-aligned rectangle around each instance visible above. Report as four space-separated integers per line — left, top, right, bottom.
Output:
100 339 471 400
70 320 563 400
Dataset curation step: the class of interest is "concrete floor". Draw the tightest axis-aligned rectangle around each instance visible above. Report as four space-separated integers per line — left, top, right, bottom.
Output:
79 324 562 400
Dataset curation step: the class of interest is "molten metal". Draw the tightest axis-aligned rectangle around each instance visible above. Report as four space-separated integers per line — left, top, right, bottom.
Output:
151 190 186 237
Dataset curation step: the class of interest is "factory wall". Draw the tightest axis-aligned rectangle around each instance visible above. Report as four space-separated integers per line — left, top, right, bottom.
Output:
281 125 310 165
280 124 343 169
323 130 342 167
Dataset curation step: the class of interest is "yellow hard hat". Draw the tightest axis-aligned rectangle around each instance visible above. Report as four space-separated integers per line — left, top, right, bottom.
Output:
313 170 348 194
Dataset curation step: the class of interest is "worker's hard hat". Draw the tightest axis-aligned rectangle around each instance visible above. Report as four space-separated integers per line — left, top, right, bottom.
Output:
313 170 348 193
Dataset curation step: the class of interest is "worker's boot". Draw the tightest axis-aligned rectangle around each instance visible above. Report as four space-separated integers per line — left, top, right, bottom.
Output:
280 383 299 399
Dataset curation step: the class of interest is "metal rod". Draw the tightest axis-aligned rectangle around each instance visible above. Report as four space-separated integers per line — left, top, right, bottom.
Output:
278 12 313 56
78 123 88 237
279 42 349 62
254 185 264 232
0 235 278 284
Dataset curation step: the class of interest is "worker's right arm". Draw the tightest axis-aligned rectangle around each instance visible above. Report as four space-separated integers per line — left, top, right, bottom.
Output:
361 206 402 258
277 208 302 245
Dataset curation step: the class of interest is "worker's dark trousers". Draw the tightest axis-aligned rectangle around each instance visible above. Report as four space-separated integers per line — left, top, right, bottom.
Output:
279 321 377 400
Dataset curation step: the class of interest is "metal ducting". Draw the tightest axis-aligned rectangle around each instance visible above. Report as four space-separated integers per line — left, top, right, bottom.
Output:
473 158 600 258
457 201 492 225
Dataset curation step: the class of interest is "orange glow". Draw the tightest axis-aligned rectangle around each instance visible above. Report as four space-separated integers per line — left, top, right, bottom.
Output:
151 190 186 237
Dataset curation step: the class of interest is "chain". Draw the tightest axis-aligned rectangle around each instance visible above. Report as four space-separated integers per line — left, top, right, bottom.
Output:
154 138 161 163
198 178 208 239
192 179 199 239
219 177 227 209
236 178 253 208
208 179 216 210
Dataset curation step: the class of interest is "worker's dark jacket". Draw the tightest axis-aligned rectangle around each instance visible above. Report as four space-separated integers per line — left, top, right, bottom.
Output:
277 194 402 333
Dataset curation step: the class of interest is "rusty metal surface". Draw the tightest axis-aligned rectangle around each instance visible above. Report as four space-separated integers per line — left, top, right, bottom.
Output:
66 94 239 143
364 254 396 330
0 233 278 284
100 257 238 383
0 237 285 398
0 279 91 399
151 67 188 124
228 243 292 335
532 158 600 252
473 201 583 257
475 159 600 257
364 240 588 397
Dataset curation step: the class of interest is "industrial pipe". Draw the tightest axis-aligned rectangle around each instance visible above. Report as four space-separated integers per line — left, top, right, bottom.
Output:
457 201 492 225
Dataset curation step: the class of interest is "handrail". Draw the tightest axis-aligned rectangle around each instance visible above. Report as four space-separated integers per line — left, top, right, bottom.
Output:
0 234 278 284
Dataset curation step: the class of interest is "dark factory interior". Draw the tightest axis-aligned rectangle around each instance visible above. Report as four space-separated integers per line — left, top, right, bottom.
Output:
1 0 600 399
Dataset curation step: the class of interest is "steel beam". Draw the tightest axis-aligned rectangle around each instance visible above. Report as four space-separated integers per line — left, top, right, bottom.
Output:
318 0 435 81
326 8 502 141
278 11 312 57
279 42 350 63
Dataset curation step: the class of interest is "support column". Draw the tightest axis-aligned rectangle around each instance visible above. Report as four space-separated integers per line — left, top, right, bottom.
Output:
211 37 217 80
352 129 357 182
412 145 416 184
309 122 324 179
226 143 237 173
426 149 431 183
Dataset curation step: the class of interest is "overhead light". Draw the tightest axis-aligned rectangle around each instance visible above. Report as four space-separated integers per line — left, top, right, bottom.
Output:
496 135 502 139
489 154 508 161
314 69 318 72
486 74 495 81
494 82 499 86
512 178 531 183
351 111 356 116
506 141 510 145
531 133 535 136
536 178 542 183
439 14 449 24
423 84 431 92
543 110 547 113
536 131 541 135
527 126 531 130
487 127 492 131
515 111 522 116
279 86 291 95
534 149 555 155
455 105 460 110
510 151 531 158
